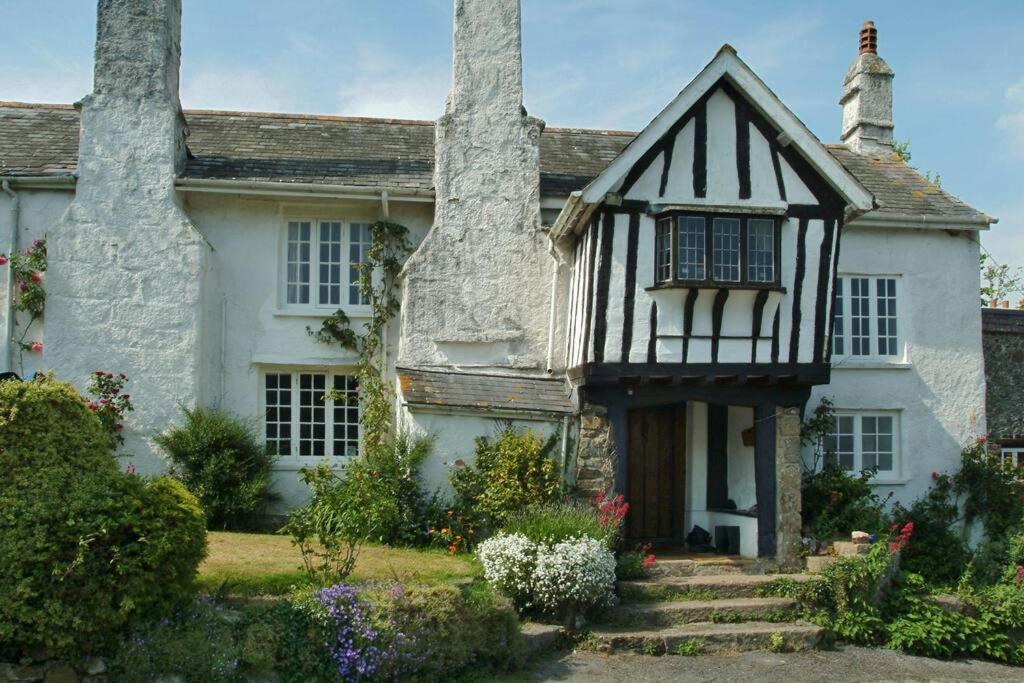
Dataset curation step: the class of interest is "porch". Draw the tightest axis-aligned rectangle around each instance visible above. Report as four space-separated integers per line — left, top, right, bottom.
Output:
575 384 805 566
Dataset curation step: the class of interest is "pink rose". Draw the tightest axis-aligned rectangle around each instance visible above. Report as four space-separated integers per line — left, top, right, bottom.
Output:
30 273 42 283
0 256 7 266
29 342 42 352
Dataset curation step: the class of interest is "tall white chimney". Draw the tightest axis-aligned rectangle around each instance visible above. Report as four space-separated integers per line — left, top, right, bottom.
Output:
47 0 208 468
840 21 895 155
399 0 552 372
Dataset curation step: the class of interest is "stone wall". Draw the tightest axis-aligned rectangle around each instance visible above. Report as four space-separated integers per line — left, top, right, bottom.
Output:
982 308 1024 441
775 406 803 569
574 404 616 499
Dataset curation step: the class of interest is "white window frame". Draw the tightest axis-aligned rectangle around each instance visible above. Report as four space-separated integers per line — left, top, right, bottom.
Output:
821 409 902 481
260 368 361 468
831 274 902 361
280 218 372 313
999 447 1024 478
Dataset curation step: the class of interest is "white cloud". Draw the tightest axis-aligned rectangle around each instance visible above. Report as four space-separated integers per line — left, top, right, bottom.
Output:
180 65 301 113
334 45 449 120
997 77 1024 158
0 54 91 104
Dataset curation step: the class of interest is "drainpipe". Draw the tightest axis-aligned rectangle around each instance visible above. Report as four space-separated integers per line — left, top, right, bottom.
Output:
1 181 19 373
559 413 571 479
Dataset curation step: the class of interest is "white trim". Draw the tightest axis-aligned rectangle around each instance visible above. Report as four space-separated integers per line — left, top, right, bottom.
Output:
579 46 874 213
824 409 903 481
831 274 903 363
278 216 374 314
848 211 994 231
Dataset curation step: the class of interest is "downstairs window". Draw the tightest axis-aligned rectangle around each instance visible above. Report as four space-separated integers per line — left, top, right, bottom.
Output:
822 411 900 477
264 371 360 459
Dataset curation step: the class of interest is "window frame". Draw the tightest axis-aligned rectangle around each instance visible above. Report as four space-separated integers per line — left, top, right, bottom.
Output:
831 274 901 360
280 217 373 313
821 409 902 481
999 447 1024 478
260 368 361 468
652 211 782 289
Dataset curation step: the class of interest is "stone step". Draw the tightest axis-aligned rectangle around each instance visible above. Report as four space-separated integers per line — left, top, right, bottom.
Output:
606 597 800 627
650 556 762 577
619 573 818 602
590 620 825 655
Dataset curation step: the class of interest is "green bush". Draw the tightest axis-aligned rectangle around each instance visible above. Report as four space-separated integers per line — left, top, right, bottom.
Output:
503 501 611 546
890 473 969 585
801 465 890 540
450 426 562 529
154 406 277 530
0 376 207 659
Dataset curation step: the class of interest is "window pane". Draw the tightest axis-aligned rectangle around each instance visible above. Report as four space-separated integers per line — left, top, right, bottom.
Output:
677 216 705 280
332 374 360 457
286 222 311 304
833 278 845 356
862 415 894 472
349 223 372 305
850 277 871 356
825 415 856 471
298 373 326 457
747 218 774 282
264 373 292 456
712 218 740 282
876 278 897 356
319 222 343 306
655 219 672 282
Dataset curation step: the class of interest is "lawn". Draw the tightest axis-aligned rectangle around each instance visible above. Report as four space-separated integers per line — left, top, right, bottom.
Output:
197 531 479 596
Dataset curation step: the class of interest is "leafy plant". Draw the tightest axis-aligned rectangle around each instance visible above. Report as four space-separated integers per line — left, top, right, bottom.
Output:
0 239 46 373
801 465 891 541
85 370 134 450
450 426 562 530
955 437 1024 545
890 472 969 585
503 501 610 547
675 639 704 656
615 543 656 580
154 406 277 530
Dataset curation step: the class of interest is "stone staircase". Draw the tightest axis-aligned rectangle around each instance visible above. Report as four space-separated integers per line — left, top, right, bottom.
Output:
589 557 824 655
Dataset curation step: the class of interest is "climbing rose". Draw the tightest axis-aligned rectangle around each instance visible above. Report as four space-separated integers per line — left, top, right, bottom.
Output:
0 256 7 266
1016 565 1024 586
29 342 42 353
931 471 939 479
29 272 41 283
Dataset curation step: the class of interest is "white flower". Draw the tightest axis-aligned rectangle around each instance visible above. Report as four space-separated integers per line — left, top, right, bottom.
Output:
532 535 617 614
477 532 538 607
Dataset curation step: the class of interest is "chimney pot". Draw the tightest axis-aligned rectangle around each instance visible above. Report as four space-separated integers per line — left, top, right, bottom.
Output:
859 21 878 55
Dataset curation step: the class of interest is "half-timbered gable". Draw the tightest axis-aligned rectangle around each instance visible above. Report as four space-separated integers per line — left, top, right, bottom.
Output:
560 46 873 386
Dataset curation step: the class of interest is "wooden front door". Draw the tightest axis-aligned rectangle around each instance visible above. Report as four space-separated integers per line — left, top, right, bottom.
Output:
625 404 686 543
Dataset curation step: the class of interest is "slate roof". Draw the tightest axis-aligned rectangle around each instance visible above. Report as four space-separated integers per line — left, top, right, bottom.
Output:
0 101 991 223
397 367 574 414
982 307 1024 334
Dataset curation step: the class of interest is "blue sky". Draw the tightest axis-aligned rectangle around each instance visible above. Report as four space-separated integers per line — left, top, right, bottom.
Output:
3 1 1023 272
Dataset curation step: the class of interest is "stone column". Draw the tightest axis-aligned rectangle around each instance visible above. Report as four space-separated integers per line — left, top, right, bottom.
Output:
774 406 803 570
574 404 617 499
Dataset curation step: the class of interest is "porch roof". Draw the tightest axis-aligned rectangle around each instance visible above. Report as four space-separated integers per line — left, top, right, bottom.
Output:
397 367 575 415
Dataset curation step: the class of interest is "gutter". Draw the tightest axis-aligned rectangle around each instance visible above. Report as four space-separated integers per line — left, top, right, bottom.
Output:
174 177 435 203
0 176 76 190
848 211 995 231
1 181 18 372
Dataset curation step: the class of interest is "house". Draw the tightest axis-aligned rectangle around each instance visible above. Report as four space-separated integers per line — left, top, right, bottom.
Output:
0 0 992 565
982 306 1024 469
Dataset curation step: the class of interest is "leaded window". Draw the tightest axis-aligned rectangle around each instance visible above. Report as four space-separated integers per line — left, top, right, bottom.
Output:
653 212 778 287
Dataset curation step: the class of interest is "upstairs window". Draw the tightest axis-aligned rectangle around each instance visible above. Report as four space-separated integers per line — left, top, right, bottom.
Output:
654 213 779 287
285 219 371 308
832 275 899 358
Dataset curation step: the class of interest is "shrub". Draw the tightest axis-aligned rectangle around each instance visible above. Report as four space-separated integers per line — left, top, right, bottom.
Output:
476 533 539 610
503 501 611 547
450 426 561 529
801 465 890 540
956 438 1024 544
0 377 206 659
533 536 617 628
890 473 969 585
154 406 277 530
616 544 656 580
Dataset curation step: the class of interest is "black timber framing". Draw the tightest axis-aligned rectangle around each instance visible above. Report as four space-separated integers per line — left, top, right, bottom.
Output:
569 361 830 393
753 402 777 558
707 404 729 509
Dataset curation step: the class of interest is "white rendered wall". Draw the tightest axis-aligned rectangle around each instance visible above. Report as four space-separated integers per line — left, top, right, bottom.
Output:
807 225 986 507
726 406 756 510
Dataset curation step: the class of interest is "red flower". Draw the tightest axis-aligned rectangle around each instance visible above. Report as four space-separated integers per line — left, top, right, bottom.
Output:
29 273 42 283
643 554 657 569
96 370 104 376
115 423 123 430
33 239 41 247
18 283 26 291
931 471 939 479
29 342 42 353
119 373 126 379
0 256 7 266
1016 565 1024 587
976 435 988 445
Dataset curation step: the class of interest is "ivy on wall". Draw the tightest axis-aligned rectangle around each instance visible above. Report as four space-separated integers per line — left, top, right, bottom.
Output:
0 239 47 373
307 220 412 449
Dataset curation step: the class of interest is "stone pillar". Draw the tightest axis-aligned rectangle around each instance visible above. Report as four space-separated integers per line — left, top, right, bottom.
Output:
574 404 617 499
399 0 553 372
46 0 208 469
774 406 803 570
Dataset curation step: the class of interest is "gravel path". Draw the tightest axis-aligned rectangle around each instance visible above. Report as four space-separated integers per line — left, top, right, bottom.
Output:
527 646 1024 682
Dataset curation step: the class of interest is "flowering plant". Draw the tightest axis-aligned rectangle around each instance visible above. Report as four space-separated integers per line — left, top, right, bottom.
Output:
532 535 617 629
477 533 538 610
86 370 134 448
0 239 46 369
428 509 477 554
889 521 914 554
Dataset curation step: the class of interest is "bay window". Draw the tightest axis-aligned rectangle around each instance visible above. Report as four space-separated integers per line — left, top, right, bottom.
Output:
654 212 780 287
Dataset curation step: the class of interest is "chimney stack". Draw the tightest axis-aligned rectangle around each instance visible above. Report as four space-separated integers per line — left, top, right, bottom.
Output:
399 0 552 372
840 20 895 156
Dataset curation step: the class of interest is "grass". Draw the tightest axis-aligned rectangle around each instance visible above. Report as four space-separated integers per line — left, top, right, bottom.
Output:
197 531 479 596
